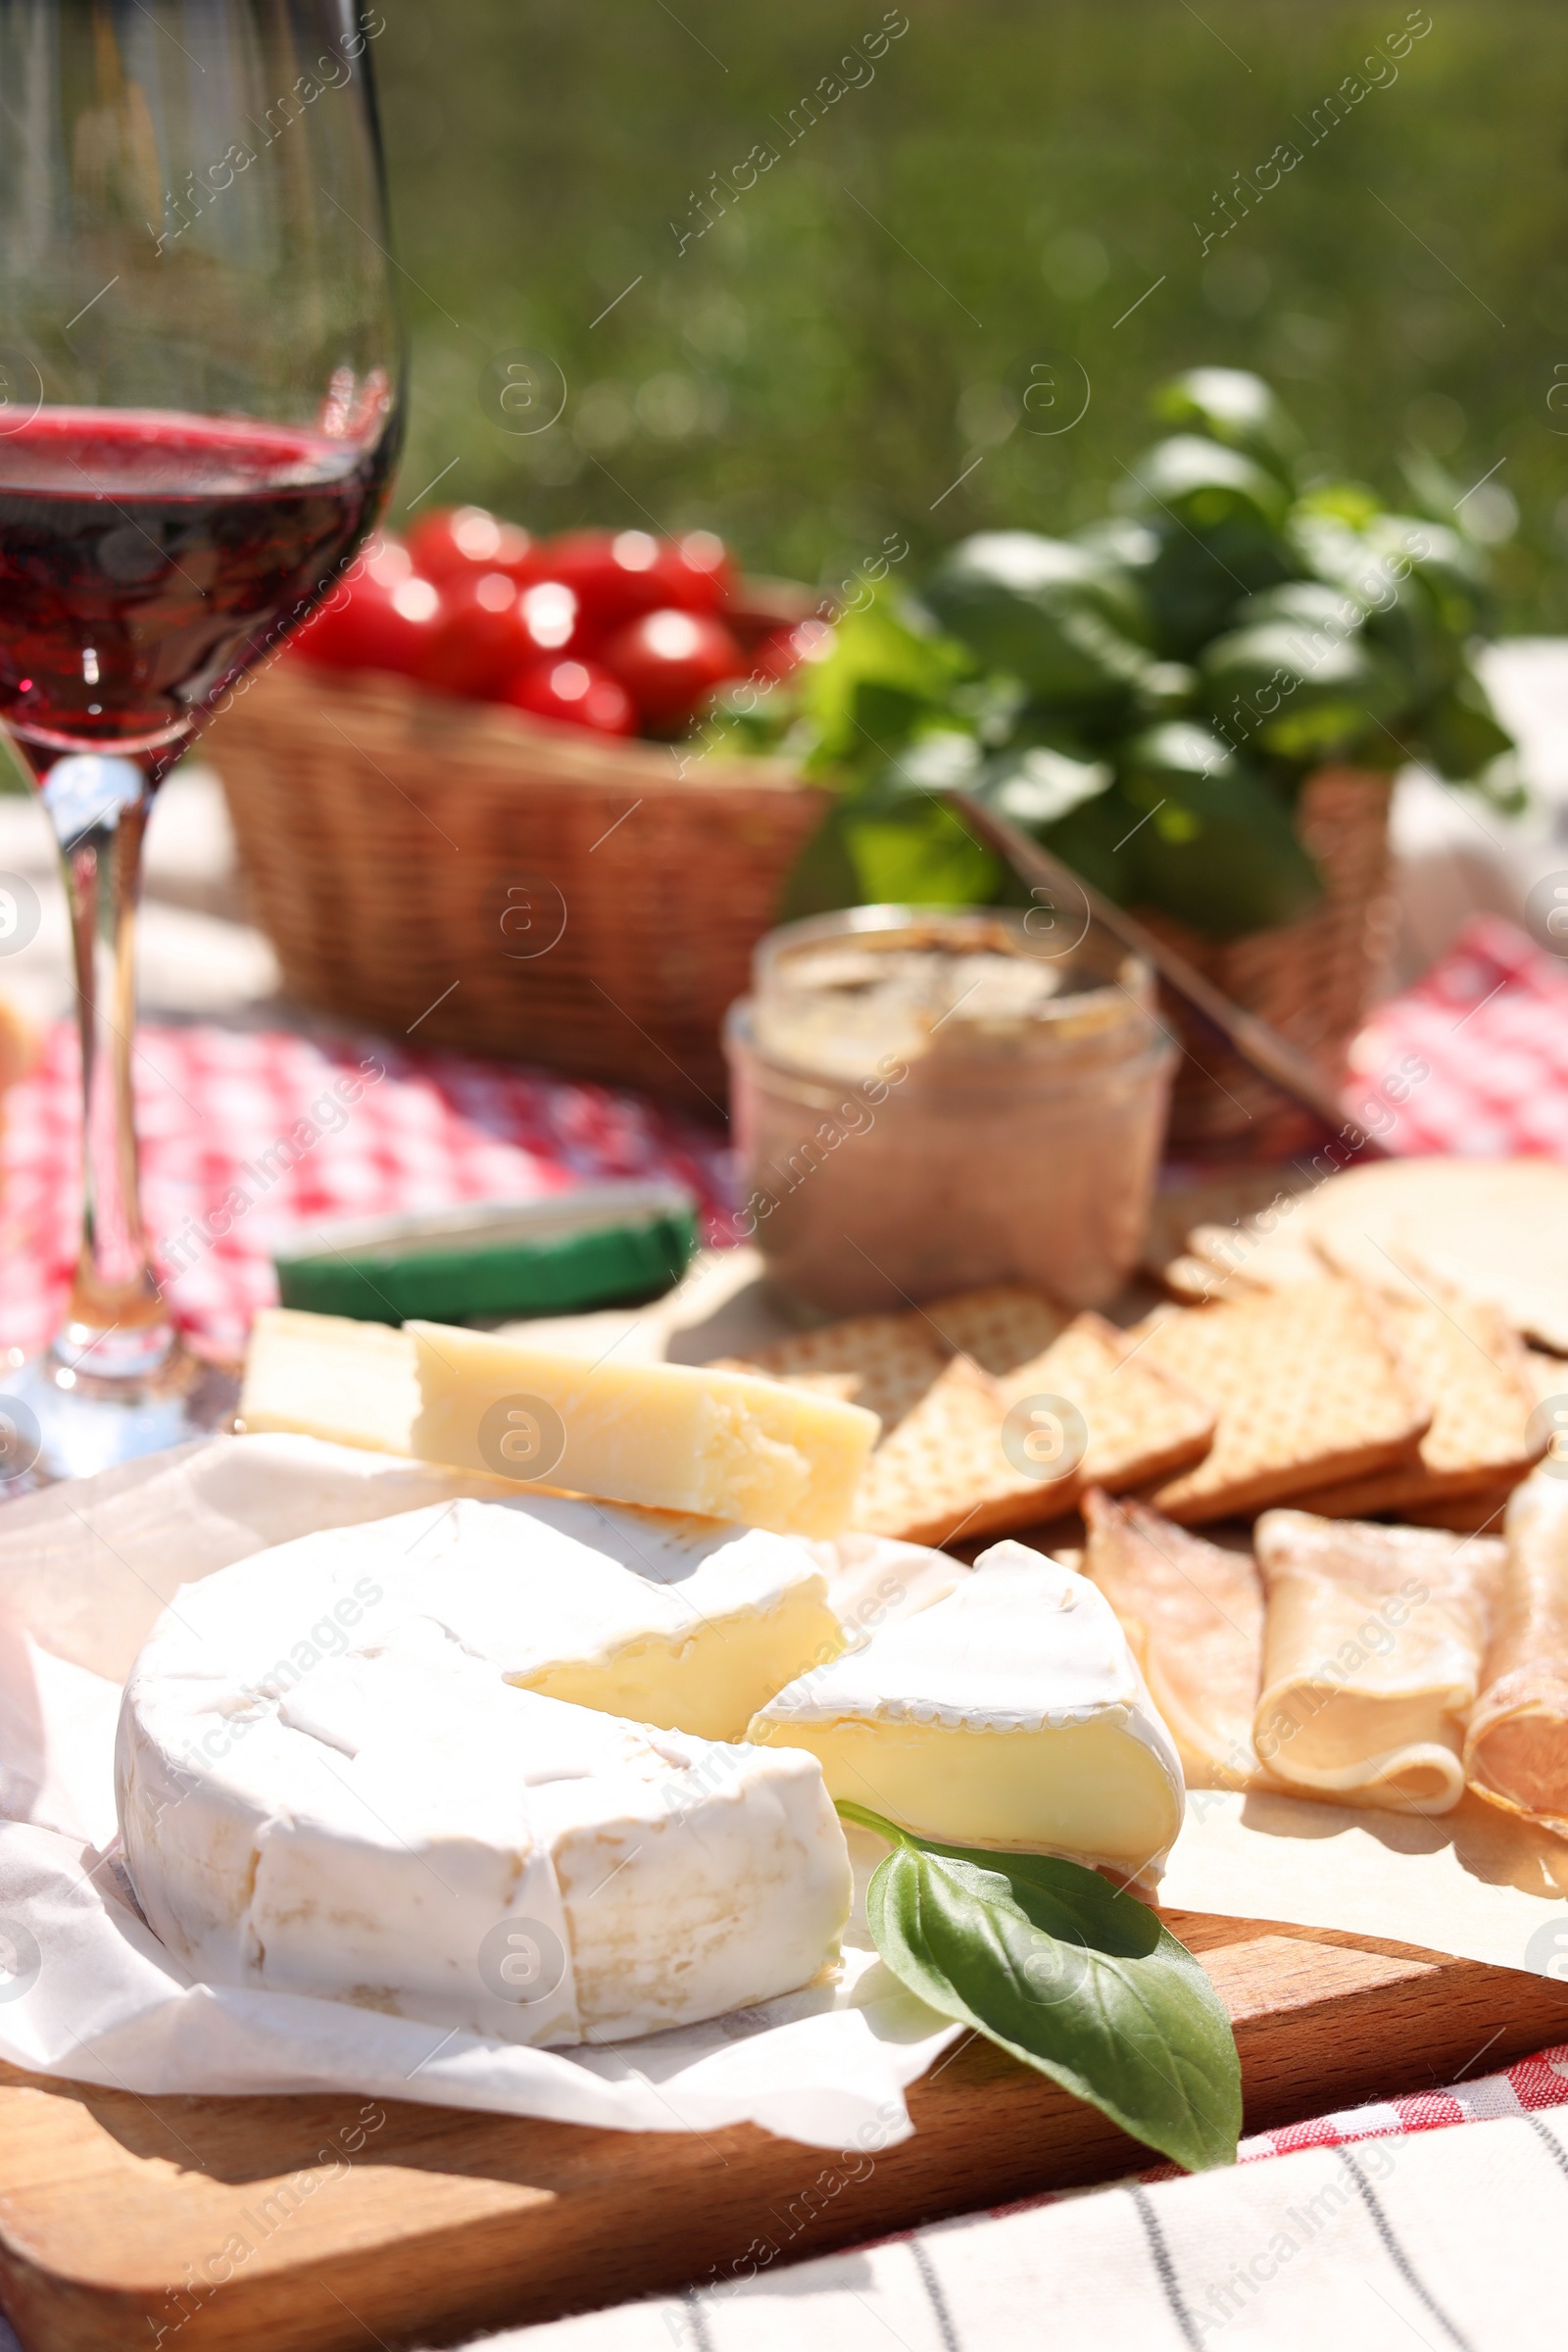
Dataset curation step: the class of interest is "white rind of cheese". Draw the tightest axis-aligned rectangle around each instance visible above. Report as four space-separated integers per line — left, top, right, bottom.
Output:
340 1492 844 1740
408 1320 879 1539
116 1504 853 2045
748 1541 1185 1883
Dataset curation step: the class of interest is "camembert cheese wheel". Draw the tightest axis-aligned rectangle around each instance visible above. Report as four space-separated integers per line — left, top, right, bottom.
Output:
116 1498 853 2046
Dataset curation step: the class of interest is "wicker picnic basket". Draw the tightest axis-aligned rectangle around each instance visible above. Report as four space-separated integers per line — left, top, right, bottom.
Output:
1139 765 1397 1152
207 657 824 1110
210 660 1394 1140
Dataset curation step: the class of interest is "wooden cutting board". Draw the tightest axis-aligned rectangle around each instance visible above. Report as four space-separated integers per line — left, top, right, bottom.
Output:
1 1908 1565 2352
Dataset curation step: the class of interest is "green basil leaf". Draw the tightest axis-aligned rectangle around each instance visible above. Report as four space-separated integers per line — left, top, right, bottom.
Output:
1152 368 1302 485
1114 721 1322 939
1415 668 1519 789
839 1800 1241 2174
1126 435 1292 537
973 743 1113 831
1200 618 1405 760
795 602 975 775
921 532 1154 707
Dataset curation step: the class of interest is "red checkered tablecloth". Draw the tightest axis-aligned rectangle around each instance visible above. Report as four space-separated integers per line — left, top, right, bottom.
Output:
1348 912 1568 1156
0 1025 736 1360
4 912 1568 1362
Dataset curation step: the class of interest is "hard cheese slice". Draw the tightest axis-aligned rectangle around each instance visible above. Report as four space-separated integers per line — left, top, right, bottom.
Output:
117 1506 853 2045
239 1308 419 1454
749 1540 1184 1884
409 1321 878 1539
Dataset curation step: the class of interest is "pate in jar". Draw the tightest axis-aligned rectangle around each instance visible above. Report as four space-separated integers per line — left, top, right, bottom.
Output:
725 904 1173 1312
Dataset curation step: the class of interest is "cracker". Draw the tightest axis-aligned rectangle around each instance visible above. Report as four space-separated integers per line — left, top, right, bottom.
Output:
1174 1157 1568 1352
851 1352 1063 1546
1001 1312 1215 1492
1279 1281 1543 1518
725 1286 1215 1544
712 1315 946 1434
919 1285 1073 1374
1132 1278 1430 1524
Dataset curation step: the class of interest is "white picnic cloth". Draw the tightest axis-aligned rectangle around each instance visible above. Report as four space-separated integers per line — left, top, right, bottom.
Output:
454 2106 1568 2351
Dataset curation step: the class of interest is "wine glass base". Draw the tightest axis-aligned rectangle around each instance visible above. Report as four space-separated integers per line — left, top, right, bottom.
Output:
0 1341 238 1495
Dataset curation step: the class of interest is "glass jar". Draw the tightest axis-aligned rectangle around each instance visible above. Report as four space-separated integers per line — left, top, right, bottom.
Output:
725 905 1173 1312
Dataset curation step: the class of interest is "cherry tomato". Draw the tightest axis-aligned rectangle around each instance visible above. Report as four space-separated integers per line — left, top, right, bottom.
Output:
501 658 637 736
600 608 745 733
511 580 592 663
532 527 736 639
533 529 659 637
291 546 442 676
405 504 532 584
651 529 737 612
416 571 523 697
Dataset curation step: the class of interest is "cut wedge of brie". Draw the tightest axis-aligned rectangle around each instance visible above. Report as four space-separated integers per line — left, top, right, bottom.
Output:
748 1541 1185 1884
117 1502 852 2045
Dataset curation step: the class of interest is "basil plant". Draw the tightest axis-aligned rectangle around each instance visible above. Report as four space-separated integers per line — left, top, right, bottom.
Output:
713 368 1518 941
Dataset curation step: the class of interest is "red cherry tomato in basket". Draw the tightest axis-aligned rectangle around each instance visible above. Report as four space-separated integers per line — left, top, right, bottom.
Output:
501 658 637 736
405 504 532 584
600 608 746 733
509 579 594 667
653 528 737 612
416 571 525 698
291 542 442 676
534 529 735 639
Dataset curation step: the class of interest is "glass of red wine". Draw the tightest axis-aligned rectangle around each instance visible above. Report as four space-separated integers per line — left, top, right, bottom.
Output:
0 0 402 1486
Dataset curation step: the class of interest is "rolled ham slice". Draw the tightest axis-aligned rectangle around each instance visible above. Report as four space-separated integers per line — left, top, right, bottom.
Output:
1252 1511 1504 1814
1464 1470 1568 1838
1081 1488 1270 1789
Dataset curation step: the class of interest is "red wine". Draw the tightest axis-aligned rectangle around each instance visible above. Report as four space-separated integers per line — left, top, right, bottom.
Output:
0 407 393 767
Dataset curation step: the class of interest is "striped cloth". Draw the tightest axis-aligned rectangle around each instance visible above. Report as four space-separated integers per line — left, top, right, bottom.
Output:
459 2041 1568 2351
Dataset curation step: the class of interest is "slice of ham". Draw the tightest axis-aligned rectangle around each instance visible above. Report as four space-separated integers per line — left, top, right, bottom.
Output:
1080 1488 1270 1789
1252 1511 1504 1815
1464 1469 1568 1839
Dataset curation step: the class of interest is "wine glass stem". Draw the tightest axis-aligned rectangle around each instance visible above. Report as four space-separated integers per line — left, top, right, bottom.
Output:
51 773 172 1379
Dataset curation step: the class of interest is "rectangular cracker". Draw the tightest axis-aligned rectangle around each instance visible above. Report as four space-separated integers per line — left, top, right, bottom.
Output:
712 1314 946 1434
919 1285 1074 1375
1000 1313 1215 1492
851 1352 1066 1546
724 1286 1215 1546
1132 1278 1430 1524
1281 1283 1543 1518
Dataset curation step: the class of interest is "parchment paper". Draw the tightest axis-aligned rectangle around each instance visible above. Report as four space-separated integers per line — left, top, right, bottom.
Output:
0 1436 957 2150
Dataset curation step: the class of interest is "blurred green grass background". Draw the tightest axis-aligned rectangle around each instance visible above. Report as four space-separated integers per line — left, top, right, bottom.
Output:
380 0 1566 624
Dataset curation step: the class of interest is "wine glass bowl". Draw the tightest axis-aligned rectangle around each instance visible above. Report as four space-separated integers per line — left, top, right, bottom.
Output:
0 0 404 1485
